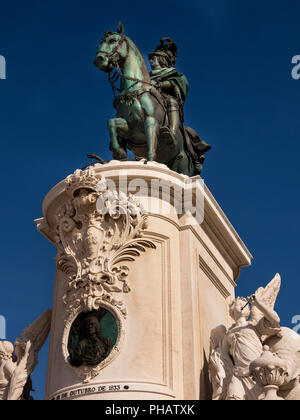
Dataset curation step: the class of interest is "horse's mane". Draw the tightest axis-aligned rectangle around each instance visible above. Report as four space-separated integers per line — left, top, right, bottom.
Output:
103 30 150 81
125 35 150 81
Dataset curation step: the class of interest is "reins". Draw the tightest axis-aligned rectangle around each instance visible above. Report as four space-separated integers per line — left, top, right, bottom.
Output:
108 64 155 100
97 33 168 117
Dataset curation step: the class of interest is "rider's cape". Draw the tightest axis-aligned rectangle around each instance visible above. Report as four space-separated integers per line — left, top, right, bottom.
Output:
183 126 211 174
115 68 211 175
150 67 188 104
150 68 211 174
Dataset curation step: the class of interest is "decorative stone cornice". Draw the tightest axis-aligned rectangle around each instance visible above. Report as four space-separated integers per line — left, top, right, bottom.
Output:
37 161 252 283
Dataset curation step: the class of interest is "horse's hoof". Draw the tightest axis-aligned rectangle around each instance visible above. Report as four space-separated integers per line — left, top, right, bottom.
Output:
113 148 127 161
147 155 157 162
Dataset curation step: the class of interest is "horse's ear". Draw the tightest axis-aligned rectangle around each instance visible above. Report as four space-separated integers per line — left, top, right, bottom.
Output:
117 21 124 34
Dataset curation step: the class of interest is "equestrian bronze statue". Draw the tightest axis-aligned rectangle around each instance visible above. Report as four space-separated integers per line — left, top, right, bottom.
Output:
94 22 211 177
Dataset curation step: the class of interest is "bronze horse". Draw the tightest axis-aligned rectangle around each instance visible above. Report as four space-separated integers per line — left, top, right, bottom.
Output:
94 23 210 176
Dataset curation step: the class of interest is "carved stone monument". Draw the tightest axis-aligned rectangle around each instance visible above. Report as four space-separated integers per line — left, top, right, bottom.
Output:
35 161 252 400
2 22 297 401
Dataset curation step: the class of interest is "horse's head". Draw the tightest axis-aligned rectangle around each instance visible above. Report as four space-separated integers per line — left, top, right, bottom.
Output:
94 22 127 73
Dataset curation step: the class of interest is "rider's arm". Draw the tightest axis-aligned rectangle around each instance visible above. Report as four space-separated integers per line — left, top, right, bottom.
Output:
155 80 174 94
4 360 15 379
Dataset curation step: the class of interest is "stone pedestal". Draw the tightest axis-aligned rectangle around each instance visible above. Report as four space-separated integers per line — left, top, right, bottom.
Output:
35 161 252 400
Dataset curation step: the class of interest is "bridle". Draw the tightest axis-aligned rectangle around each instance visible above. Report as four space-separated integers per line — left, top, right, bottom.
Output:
96 33 154 99
96 34 126 68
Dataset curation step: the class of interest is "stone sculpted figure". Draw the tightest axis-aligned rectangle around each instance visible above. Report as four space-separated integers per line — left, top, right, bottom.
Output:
0 341 15 400
209 274 282 400
263 326 300 399
210 274 300 400
0 310 51 400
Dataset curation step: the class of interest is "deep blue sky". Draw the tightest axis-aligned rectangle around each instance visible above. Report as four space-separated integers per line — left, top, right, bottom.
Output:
0 0 299 400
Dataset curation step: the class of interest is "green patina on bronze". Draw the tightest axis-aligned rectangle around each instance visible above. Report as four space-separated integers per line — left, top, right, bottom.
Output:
93 22 211 177
68 309 117 367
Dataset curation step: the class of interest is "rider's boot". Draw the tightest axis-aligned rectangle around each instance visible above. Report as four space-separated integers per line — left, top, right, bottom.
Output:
160 100 180 145
168 109 180 139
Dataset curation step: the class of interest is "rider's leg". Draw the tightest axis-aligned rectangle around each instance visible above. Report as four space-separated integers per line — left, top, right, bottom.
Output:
160 98 180 143
167 98 180 137
144 116 159 161
107 118 129 159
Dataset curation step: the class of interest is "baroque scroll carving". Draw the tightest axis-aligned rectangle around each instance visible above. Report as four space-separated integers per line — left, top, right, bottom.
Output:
54 168 156 321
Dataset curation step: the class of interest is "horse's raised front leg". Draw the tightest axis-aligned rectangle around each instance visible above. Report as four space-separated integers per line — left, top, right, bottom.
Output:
144 116 159 161
107 118 129 160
